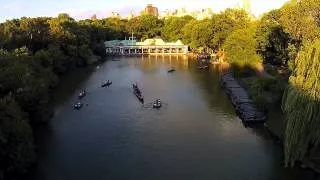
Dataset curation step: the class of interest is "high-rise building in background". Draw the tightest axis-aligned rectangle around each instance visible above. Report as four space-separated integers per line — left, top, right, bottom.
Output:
108 2 251 20
141 4 159 16
160 8 213 20
91 14 97 20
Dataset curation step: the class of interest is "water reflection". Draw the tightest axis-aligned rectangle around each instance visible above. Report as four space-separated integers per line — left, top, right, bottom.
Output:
30 56 314 180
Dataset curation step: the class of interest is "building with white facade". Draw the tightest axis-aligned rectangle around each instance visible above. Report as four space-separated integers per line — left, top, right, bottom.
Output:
105 38 188 55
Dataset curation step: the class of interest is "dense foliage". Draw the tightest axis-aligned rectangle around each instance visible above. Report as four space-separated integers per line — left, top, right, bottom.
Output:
0 10 261 178
0 96 35 179
1 0 320 177
255 10 292 65
223 24 262 67
162 16 194 42
127 15 163 40
0 14 108 179
282 40 320 166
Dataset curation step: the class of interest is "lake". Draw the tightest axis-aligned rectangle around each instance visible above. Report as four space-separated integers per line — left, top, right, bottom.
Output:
29 56 314 180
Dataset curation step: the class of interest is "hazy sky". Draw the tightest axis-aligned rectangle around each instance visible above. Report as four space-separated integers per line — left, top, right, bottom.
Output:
0 0 289 21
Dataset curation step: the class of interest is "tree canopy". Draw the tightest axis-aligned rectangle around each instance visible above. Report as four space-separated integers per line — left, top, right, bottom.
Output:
223 24 262 67
282 39 320 166
255 10 292 65
162 16 194 42
0 13 109 179
126 15 163 40
2 0 320 176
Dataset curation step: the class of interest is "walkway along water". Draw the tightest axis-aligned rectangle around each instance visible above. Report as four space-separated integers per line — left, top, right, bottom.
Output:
221 72 267 123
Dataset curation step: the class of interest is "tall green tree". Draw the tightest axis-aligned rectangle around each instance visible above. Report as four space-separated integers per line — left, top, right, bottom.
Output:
256 10 292 65
223 24 262 67
211 8 251 49
162 16 194 42
280 0 320 42
282 39 320 166
103 17 127 40
126 15 163 40
181 19 198 47
181 19 213 50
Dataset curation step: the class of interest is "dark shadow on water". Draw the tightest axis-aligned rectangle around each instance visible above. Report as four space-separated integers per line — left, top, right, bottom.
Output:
28 56 317 180
188 61 236 115
243 123 273 140
52 66 96 107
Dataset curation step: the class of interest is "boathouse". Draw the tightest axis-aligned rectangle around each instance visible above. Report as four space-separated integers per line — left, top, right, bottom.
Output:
104 38 188 55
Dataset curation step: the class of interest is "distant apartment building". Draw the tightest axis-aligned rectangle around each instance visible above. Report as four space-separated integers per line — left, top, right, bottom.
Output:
91 14 97 20
160 8 214 20
141 4 159 16
107 2 250 20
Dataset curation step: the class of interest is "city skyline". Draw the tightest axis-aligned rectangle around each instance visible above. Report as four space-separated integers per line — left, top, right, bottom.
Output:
0 0 289 22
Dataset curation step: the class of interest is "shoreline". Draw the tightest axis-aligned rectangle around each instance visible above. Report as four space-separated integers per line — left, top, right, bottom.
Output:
218 63 320 173
220 71 267 123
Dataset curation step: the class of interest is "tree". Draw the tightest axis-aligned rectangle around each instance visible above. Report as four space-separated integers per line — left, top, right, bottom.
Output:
0 13 112 178
48 13 77 46
103 18 127 40
192 20 214 50
181 19 198 47
211 8 251 49
223 24 262 67
126 15 163 40
18 17 50 53
256 10 292 65
181 19 214 50
162 16 194 41
0 24 8 49
0 96 36 179
282 39 320 166
280 0 320 42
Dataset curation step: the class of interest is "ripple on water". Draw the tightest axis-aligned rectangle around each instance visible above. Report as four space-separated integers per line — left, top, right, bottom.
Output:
30 56 314 180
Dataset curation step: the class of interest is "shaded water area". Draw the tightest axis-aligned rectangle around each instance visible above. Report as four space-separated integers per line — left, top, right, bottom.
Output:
29 56 315 180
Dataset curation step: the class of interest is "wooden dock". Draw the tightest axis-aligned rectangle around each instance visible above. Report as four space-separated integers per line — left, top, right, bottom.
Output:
221 72 267 123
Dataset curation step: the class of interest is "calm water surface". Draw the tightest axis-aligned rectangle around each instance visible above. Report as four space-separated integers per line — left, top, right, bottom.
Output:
30 56 314 180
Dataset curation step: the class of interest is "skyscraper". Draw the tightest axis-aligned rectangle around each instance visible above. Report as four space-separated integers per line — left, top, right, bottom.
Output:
91 14 97 20
142 4 159 16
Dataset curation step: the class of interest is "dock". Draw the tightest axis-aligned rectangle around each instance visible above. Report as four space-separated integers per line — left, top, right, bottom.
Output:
221 72 267 123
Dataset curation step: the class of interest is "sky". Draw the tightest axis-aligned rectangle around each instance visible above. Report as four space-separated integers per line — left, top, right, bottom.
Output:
0 0 289 22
